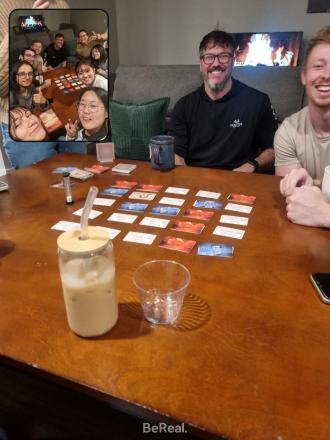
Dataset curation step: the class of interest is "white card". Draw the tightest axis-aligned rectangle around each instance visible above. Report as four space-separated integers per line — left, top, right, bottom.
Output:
165 186 189 195
129 191 156 201
159 196 185 206
73 208 103 219
220 215 249 226
107 212 137 223
97 226 121 239
196 190 221 199
123 231 156 245
93 197 116 207
51 220 80 231
224 203 253 214
140 216 170 228
213 225 245 239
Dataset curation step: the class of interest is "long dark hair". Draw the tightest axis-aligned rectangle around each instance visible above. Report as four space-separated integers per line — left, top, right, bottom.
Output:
90 44 107 66
75 59 96 75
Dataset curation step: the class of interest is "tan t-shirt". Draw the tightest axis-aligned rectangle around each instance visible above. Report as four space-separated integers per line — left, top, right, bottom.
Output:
274 106 330 180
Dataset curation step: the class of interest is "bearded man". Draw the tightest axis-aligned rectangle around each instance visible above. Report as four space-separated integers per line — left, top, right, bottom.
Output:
170 30 277 172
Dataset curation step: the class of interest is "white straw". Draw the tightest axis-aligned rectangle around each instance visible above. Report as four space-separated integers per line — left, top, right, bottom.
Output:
80 186 98 240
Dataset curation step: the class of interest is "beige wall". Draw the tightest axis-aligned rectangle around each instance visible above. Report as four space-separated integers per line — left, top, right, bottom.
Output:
116 0 329 65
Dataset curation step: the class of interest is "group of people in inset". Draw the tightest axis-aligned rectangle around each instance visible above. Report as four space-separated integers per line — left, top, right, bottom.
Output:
9 28 109 142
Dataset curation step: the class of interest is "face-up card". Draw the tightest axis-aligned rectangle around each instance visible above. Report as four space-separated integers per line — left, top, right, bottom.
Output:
52 166 77 174
70 169 94 180
196 190 221 199
123 231 156 245
119 202 148 212
165 186 189 195
97 226 121 239
93 197 116 207
220 215 249 226
111 163 137 174
51 220 80 231
159 196 185 207
137 184 163 192
151 206 180 216
159 236 196 253
73 208 103 219
107 212 137 223
101 187 128 197
227 193 256 204
213 225 245 240
139 217 169 228
197 242 234 257
129 191 156 201
183 208 214 221
224 203 253 214
111 180 137 189
84 164 110 174
193 200 222 209
171 220 205 234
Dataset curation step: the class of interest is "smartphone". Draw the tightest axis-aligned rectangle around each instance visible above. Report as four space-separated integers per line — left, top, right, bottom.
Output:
0 180 8 192
310 273 330 304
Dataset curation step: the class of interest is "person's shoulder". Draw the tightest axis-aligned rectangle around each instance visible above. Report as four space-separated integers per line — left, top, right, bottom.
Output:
175 86 203 107
281 107 308 128
233 79 270 101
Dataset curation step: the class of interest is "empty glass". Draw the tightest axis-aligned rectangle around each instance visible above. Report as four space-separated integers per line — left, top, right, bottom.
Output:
133 260 190 325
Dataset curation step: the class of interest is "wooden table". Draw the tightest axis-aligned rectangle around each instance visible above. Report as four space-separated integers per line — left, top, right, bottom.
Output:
1 154 330 439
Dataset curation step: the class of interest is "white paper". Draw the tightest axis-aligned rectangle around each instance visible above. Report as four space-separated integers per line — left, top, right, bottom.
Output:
97 226 121 239
196 190 221 199
165 186 189 195
73 208 103 219
159 196 185 206
220 215 249 226
107 212 137 223
129 191 156 201
93 197 116 207
213 225 245 239
224 203 253 214
123 231 156 245
51 221 80 231
140 217 170 228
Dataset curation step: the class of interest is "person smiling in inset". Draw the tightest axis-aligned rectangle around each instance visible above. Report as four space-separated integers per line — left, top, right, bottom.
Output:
75 60 108 92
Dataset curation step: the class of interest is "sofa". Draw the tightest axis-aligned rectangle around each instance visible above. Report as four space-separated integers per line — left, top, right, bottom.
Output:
112 64 305 124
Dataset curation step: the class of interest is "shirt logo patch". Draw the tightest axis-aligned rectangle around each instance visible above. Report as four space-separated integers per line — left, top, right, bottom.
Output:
229 119 243 129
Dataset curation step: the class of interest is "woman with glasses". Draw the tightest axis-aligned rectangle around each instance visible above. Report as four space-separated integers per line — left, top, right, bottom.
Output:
75 60 108 92
10 61 49 110
65 87 108 141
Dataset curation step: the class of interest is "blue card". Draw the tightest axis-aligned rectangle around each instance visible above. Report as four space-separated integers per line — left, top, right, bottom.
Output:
119 202 148 212
193 199 223 209
101 187 129 197
151 205 180 216
197 242 234 257
52 166 77 174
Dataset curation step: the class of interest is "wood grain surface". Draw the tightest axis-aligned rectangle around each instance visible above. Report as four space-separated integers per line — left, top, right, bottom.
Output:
1 154 330 440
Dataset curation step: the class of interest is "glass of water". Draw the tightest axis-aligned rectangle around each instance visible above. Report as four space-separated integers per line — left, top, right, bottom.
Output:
133 260 191 325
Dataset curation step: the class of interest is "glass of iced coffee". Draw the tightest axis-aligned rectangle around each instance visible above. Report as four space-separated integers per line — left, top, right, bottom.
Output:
57 226 118 337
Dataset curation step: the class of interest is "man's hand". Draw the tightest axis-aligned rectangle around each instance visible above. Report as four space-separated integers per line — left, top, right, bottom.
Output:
33 90 47 105
65 119 79 138
280 168 313 197
33 0 50 8
233 162 255 173
286 185 330 228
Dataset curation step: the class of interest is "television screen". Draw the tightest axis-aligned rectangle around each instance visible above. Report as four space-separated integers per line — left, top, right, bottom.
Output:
231 32 303 67
18 15 45 33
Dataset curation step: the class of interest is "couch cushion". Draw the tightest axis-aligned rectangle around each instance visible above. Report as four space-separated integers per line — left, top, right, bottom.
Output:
24 31 52 48
113 65 201 115
109 97 170 161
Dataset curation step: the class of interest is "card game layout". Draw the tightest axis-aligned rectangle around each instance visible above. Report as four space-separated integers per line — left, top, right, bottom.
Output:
159 236 196 253
54 74 85 93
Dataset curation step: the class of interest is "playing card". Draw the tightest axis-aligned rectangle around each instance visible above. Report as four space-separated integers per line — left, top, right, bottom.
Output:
227 193 256 204
70 169 94 181
139 217 170 228
213 225 245 239
219 215 249 226
183 209 214 221
193 200 222 209
196 190 221 199
52 166 77 174
159 236 196 253
119 202 148 212
159 196 185 207
151 206 180 216
111 180 137 189
93 198 116 207
171 220 205 234
101 187 128 197
84 164 110 174
129 191 156 201
123 231 156 245
73 208 103 219
165 186 189 195
137 184 163 192
107 213 137 223
197 242 234 257
224 203 253 214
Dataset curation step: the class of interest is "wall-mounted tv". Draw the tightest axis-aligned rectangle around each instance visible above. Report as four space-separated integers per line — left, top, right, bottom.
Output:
231 32 303 67
18 15 45 33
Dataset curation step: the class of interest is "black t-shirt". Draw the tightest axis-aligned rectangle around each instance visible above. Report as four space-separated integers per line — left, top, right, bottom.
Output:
170 80 278 169
43 44 67 68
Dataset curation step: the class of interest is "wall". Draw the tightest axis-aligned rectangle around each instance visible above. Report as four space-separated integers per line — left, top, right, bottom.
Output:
116 0 329 65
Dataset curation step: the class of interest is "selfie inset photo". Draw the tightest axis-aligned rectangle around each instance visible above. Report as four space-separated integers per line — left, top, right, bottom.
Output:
9 8 109 142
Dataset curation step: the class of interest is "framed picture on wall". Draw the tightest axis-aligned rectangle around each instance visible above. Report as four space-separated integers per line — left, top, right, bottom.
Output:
307 0 330 13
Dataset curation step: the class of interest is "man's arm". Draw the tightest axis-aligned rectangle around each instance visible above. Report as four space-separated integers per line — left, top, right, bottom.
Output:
286 185 330 228
233 148 274 173
175 154 186 166
169 98 189 167
279 167 314 197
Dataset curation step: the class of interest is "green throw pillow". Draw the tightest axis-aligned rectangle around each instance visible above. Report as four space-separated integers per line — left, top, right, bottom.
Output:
109 97 170 161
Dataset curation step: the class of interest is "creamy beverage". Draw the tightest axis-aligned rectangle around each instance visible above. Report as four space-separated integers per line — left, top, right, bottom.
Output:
57 227 118 337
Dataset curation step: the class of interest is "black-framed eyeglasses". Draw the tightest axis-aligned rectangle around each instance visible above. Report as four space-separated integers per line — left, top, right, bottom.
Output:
200 52 234 65
17 72 34 78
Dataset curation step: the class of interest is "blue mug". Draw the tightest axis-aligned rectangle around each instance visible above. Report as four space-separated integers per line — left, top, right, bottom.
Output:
150 135 175 171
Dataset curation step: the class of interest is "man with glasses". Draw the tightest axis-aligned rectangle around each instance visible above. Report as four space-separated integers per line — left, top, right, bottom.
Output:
170 30 278 172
